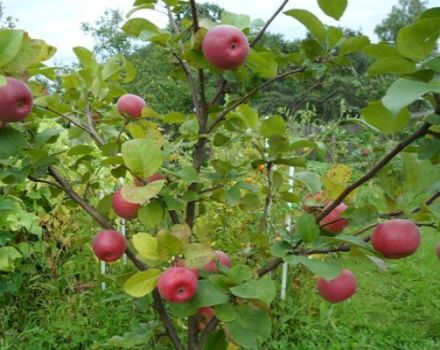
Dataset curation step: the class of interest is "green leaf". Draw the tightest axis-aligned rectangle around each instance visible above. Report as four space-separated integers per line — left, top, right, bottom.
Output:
361 101 410 134
121 139 163 179
138 200 164 228
295 171 322 194
123 269 161 298
296 214 320 243
221 11 251 29
397 18 440 62
382 79 440 115
156 231 182 261
73 46 96 68
363 42 400 59
184 243 215 268
122 18 160 37
367 56 416 76
260 115 286 138
122 181 164 205
132 232 159 261
0 29 24 66
230 276 276 305
0 246 22 272
0 128 27 159
285 256 342 279
67 145 95 156
175 166 200 183
270 241 293 258
317 0 348 20
418 139 440 160
215 303 237 322
169 280 229 317
339 35 370 56
226 264 253 285
224 304 272 349
246 50 278 79
284 9 326 43
204 330 228 350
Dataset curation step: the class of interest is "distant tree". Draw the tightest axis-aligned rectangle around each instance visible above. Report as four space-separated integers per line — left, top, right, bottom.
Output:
0 2 17 28
81 9 132 59
375 0 427 41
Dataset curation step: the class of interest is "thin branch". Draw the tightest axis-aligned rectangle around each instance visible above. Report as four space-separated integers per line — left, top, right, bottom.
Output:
208 67 306 132
39 105 89 133
189 0 200 33
153 290 184 350
250 0 290 47
27 175 63 190
317 122 431 222
86 105 105 146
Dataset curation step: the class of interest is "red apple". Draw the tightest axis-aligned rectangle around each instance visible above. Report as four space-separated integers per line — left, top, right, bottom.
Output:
202 25 250 70
319 202 349 234
371 219 421 259
148 173 165 183
175 259 200 279
317 268 357 303
362 148 370 156
112 188 141 220
158 267 198 303
203 250 232 273
92 230 126 262
117 94 147 118
0 77 33 122
197 307 215 331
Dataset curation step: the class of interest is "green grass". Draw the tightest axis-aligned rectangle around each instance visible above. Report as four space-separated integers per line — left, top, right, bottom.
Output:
267 226 440 350
2 228 440 349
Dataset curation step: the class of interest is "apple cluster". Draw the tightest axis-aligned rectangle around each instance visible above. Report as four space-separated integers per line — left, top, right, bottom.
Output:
0 77 34 127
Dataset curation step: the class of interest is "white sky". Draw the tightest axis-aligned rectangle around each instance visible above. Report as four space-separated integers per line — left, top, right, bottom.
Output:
2 0 439 63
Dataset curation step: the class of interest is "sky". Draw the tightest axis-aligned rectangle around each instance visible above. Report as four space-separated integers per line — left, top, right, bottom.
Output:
1 0 438 63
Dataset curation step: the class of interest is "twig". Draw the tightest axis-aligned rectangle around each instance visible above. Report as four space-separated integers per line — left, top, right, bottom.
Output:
317 122 431 222
208 67 306 132
27 175 63 190
250 0 290 47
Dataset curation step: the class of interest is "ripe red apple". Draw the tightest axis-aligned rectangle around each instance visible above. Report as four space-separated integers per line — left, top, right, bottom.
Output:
317 268 357 303
92 230 126 262
319 202 349 234
203 250 232 273
0 77 33 122
202 25 250 70
371 219 421 259
116 94 147 118
197 307 215 331
175 259 200 279
436 242 440 259
148 173 165 183
158 267 198 303
362 148 370 156
112 188 141 220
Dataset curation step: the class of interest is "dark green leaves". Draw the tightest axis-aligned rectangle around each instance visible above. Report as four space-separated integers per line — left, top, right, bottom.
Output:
230 276 276 305
285 256 342 280
296 214 320 243
0 128 27 159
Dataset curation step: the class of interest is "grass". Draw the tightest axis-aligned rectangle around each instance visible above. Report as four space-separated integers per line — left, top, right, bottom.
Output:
1 227 440 349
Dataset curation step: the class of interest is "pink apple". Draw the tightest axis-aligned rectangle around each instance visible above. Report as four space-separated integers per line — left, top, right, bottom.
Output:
158 267 198 303
175 259 200 279
0 77 33 122
319 202 349 234
112 188 141 220
92 230 126 262
202 25 250 70
117 94 147 118
317 268 357 303
203 250 232 273
371 219 421 259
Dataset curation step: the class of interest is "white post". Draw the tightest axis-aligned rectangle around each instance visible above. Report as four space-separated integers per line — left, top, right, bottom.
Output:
120 218 127 264
100 260 106 291
281 166 295 300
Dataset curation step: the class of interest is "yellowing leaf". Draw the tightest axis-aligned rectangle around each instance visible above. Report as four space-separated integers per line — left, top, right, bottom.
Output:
132 232 159 261
322 164 352 200
123 269 161 298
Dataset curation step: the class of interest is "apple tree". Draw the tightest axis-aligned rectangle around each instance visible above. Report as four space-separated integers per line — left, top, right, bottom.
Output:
1 1 440 349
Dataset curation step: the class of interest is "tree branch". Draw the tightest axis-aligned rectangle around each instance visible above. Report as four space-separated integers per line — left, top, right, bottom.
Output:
250 0 290 47
208 67 306 132
27 175 63 190
317 122 431 222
